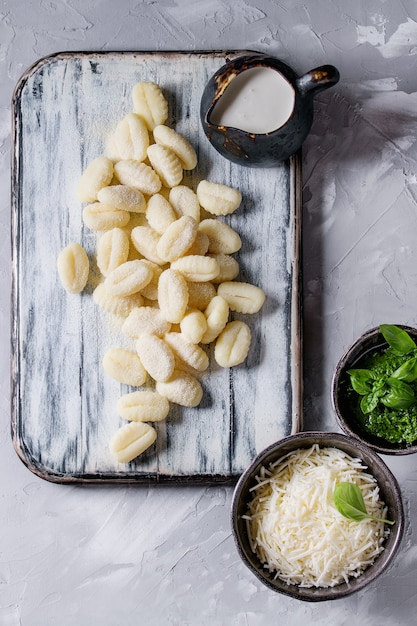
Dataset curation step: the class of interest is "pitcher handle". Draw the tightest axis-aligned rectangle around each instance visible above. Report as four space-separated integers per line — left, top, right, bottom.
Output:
297 65 340 95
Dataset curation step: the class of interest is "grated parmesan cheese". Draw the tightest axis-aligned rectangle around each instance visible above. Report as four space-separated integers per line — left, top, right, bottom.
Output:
243 445 390 588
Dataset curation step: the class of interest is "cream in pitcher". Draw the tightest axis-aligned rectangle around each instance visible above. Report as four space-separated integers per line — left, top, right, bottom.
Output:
210 66 296 134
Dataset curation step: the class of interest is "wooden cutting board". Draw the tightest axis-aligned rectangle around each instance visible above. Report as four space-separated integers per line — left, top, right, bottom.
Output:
11 51 302 483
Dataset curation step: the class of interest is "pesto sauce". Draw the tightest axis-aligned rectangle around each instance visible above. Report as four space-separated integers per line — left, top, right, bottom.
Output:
350 346 417 444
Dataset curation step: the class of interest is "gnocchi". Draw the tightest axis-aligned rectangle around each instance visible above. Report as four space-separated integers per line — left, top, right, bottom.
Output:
217 281 266 314
103 347 147 387
214 320 251 368
153 125 197 170
198 219 242 254
136 333 175 382
186 281 216 310
196 180 242 216
132 81 168 130
180 309 207 344
112 112 149 162
97 184 146 214
122 305 171 338
116 390 170 422
209 253 240 283
83 202 130 231
139 260 163 300
200 295 229 344
164 331 209 372
96 228 130 277
156 370 203 407
104 259 153 297
77 156 114 203
169 185 200 222
110 421 157 463
158 268 189 323
114 159 162 195
147 143 183 188
57 242 89 294
156 215 198 262
131 225 164 265
146 193 177 234
170 255 220 282
184 231 210 256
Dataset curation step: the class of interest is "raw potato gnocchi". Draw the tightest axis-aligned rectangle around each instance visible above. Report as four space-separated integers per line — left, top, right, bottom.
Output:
158 268 189 323
147 143 183 188
215 320 251 368
122 305 171 338
217 281 266 314
169 186 200 222
198 219 242 254
146 194 177 234
116 390 170 422
156 215 198 262
97 185 146 214
112 112 149 162
136 333 175 382
132 81 168 131
83 202 130 231
164 332 209 372
210 253 240 283
104 259 153 297
96 228 130 277
139 260 163 300
77 156 114 203
114 159 162 195
103 348 147 387
130 225 164 264
200 295 229 344
110 421 157 463
170 255 220 282
184 231 209 256
62 78 267 464
153 125 198 170
57 242 89 294
180 310 207 344
196 180 242 216
156 370 203 407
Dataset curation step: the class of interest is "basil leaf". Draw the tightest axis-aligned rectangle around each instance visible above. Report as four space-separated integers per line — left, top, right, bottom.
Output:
381 378 415 409
333 482 394 525
360 392 379 413
380 324 416 354
392 357 417 382
333 482 369 521
373 379 386 393
347 368 374 395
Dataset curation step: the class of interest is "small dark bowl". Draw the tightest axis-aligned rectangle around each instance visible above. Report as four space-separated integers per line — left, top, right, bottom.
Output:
231 431 404 602
332 325 417 455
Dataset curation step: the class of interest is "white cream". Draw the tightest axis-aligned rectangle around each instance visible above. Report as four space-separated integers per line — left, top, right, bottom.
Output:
210 66 295 134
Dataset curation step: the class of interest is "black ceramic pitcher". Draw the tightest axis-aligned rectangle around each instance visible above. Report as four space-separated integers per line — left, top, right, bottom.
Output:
200 53 340 167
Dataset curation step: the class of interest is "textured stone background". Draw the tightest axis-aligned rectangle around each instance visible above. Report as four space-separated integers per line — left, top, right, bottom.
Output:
1 1 417 624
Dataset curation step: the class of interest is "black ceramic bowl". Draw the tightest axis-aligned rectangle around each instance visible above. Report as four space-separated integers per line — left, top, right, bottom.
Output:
332 325 417 455
231 432 404 602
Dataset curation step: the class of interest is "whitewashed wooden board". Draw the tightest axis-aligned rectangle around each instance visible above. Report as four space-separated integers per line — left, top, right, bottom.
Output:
11 51 302 483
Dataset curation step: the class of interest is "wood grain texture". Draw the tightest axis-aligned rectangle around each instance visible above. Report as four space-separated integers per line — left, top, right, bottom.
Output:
11 51 302 483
